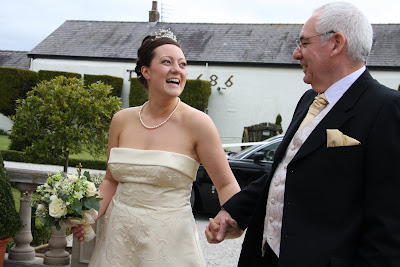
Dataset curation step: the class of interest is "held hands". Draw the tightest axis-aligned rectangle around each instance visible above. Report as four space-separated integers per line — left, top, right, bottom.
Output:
205 209 243 243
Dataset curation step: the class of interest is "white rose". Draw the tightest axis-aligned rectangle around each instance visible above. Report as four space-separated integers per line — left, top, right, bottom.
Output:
49 196 67 218
84 181 97 197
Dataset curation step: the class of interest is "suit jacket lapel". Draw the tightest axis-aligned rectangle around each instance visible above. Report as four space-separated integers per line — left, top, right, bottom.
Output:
291 70 373 163
274 92 316 164
260 91 317 200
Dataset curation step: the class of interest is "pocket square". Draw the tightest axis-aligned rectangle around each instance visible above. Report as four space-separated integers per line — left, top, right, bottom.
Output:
326 129 361 147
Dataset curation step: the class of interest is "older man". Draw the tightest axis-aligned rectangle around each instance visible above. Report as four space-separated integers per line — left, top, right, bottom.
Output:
206 2 400 266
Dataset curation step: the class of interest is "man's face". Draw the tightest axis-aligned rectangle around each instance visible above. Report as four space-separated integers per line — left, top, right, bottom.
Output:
292 13 332 92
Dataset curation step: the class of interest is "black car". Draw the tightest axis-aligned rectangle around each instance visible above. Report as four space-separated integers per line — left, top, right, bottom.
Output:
192 134 283 215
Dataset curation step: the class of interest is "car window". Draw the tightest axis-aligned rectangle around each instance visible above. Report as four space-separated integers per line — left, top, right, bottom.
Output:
245 141 281 162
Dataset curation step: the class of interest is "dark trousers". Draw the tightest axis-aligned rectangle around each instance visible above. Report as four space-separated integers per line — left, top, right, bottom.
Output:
262 243 279 267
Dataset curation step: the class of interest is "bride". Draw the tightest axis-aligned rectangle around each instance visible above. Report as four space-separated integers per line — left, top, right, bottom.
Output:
72 30 240 266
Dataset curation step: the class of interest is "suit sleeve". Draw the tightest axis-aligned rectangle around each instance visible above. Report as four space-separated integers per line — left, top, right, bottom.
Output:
360 89 400 264
221 89 315 231
222 170 270 230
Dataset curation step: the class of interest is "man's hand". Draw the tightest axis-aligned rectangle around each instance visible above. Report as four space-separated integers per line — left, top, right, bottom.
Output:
205 209 243 243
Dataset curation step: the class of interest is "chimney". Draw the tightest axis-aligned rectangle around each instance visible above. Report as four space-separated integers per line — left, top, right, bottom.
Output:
149 1 160 22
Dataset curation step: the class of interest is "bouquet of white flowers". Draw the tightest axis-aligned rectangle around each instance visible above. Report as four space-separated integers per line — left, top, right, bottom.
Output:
32 169 102 242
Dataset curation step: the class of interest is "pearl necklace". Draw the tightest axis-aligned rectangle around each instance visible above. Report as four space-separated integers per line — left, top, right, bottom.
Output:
139 98 181 129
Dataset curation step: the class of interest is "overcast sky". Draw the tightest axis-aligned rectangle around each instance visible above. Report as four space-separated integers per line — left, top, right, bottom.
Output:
1 0 398 51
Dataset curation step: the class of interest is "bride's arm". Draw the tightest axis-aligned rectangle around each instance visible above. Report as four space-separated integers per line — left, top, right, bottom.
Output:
95 109 123 220
96 173 118 220
192 112 240 206
72 110 122 241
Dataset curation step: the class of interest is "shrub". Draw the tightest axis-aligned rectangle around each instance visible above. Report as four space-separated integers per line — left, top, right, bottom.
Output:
0 150 107 170
0 67 38 116
37 70 81 81
84 74 123 98
275 114 282 126
0 150 27 162
0 152 23 240
31 219 52 247
129 78 148 107
179 80 211 112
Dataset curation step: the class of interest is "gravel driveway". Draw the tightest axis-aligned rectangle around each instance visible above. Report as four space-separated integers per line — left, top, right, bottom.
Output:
194 211 245 267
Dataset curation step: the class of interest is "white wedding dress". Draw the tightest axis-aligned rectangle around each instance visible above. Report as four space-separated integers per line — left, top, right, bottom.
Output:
89 148 205 267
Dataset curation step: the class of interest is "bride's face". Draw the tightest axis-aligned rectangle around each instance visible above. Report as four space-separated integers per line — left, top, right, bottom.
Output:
142 44 187 98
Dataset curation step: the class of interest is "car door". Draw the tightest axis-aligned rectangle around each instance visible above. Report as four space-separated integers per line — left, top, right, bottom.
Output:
231 141 281 188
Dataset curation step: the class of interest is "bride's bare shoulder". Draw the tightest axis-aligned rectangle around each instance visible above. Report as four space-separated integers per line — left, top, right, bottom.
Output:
110 106 140 125
114 106 139 117
180 102 213 126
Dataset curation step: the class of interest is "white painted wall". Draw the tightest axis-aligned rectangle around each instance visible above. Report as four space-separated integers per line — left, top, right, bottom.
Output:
0 114 12 133
186 64 310 143
369 69 400 91
27 58 400 144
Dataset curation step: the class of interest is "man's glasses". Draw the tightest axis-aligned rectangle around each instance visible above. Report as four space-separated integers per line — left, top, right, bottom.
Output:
295 31 336 50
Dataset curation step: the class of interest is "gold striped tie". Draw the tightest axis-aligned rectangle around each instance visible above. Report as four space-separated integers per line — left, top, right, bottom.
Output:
299 93 329 128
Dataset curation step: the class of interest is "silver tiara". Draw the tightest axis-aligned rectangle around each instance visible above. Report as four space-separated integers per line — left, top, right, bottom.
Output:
154 29 177 42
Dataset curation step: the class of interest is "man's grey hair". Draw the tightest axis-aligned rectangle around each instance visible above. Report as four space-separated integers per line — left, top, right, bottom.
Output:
314 2 373 63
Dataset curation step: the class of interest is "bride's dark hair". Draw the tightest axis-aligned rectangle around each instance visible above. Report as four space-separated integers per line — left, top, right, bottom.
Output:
135 36 182 89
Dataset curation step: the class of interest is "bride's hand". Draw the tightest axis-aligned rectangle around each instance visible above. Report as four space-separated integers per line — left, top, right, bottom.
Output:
205 209 243 243
71 224 85 242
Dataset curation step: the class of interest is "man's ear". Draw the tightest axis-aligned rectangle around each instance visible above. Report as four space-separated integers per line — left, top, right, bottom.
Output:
330 32 346 57
141 66 150 80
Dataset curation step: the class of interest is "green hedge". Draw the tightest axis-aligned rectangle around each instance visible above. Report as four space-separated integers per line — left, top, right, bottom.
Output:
180 80 212 112
129 78 211 111
0 67 38 116
84 74 123 98
129 78 148 107
38 70 81 81
0 150 107 170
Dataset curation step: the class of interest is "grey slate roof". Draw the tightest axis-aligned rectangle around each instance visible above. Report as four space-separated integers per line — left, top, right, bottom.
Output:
0 50 30 69
28 21 400 67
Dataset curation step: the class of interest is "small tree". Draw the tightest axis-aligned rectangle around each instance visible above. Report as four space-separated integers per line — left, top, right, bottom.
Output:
9 76 121 172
